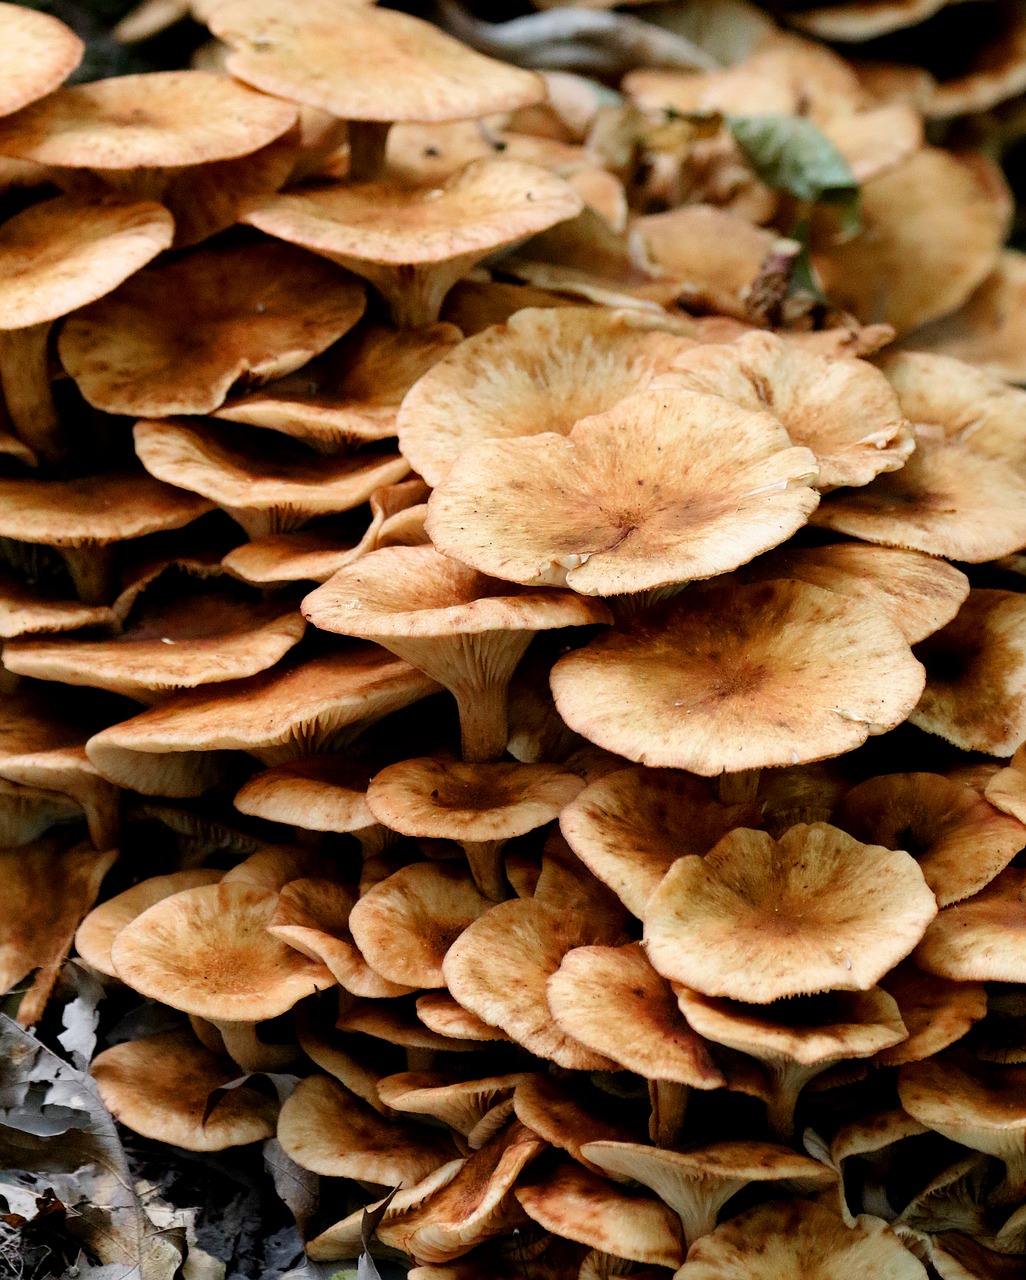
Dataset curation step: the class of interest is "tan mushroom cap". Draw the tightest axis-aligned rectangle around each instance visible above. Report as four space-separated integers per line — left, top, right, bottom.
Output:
812 430 1026 563
395 307 697 486
790 0 956 40
110 879 335 1019
278 1073 456 1183
820 102 924 184
914 867 1026 983
295 1010 392 1114
516 1159 685 1270
60 241 365 418
349 862 493 990
986 744 1026 824
667 331 914 490
0 70 297 169
133 418 410 539
221 845 337 893
75 867 222 978
877 962 988 1066
442 896 626 1069
0 573 116 639
377 1071 530 1138
512 1074 634 1173
86 646 438 796
244 159 582 326
646 823 937 1003
913 590 1026 756
0 3 82 117
215 323 460 450
234 755 375 833
836 772 1026 906
210 0 543 123
338 995 488 1055
428 388 819 595
550 580 925 774
813 148 1009 335
560 769 757 918
91 1027 278 1151
549 943 725 1087
416 992 511 1044
742 543 969 645
582 1140 836 1248
675 1198 927 1280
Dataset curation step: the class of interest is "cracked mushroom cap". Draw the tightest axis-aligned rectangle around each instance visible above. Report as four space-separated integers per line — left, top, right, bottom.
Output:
395 307 697 486
914 867 1026 984
877 962 988 1066
515 1159 685 1270
243 159 583 326
645 823 937 1003
85 645 438 796
667 331 914 490
987 744 1026 825
349 861 494 990
91 1027 278 1151
0 194 173 331
234 755 375 833
377 1071 531 1139
426 388 819 595
0 4 81 118
110 879 336 1019
60 241 365 418
550 580 925 774
560 768 759 917
133 417 410 539
209 0 544 123
674 1198 926 1279
0 69 297 169
910 589 1026 757
741 543 969 645
835 772 1026 906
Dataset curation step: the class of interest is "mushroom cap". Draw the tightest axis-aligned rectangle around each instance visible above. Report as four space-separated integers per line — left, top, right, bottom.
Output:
395 307 697 487
877 962 988 1066
210 0 544 123
0 3 82 118
0 70 298 169
512 1074 634 1173
277 1073 456 1183
835 772 1026 906
133 418 410 538
110 879 336 1019
791 0 955 40
923 3 1026 119
645 822 937 1003
377 1071 531 1138
91 1028 278 1151
914 867 1026 983
338 995 489 1054
550 580 924 774
674 1199 927 1279
741 543 969 645
442 895 627 1070
244 159 582 268
986 744 1026 825
85 646 438 796
75 867 222 978
0 470 212 548
0 195 174 330
812 430 1026 563
515 1159 685 1270
666 331 914 490
0 573 116 640
60 241 366 418
416 992 511 1043
898 1051 1026 1155
560 768 756 918
548 942 725 1086
348 861 493 989
426 388 819 595
234 755 375 832
911 589 1026 757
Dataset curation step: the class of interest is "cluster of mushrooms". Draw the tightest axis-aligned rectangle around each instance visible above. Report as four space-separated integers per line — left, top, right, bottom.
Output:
2 0 1026 1276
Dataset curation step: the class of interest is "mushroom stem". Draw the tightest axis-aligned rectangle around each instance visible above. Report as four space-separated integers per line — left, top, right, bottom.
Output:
455 680 511 763
213 1018 301 1072
364 262 468 328
0 324 64 463
61 546 116 606
461 838 510 902
347 120 392 182
718 770 761 805
649 1078 689 1147
764 1060 827 1139
997 1148 1026 1205
353 823 398 859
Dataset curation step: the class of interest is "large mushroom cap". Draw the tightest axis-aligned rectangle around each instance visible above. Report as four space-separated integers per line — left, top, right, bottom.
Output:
550 580 924 774
0 3 83 118
644 822 937 1002
209 0 544 123
426 388 820 596
0 70 298 169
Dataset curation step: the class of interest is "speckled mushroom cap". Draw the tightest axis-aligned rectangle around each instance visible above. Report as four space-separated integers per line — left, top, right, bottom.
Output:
0 70 298 169
550 580 924 774
234 755 376 833
644 823 937 1002
0 3 82 118
914 867 1026 984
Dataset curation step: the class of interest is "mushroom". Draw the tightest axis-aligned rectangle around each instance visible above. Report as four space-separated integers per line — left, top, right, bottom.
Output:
512 1074 635 1174
877 961 989 1067
416 993 512 1045
302 545 611 762
986 744 1026 825
914 867 1026 984
0 3 82 118
377 1071 531 1143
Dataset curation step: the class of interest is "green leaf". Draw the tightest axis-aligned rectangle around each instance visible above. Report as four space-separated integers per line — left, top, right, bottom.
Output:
726 114 861 233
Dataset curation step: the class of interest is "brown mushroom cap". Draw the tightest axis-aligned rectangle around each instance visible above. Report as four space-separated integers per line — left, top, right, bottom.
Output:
416 992 511 1044
645 823 937 1003
986 744 1026 825
512 1074 634 1172
792 0 954 40
377 1070 531 1139
914 866 1026 983
234 754 375 833
60 241 366 418
0 571 117 640
0 3 82 118
0 70 298 169
550 580 924 774
877 961 988 1066
426 388 819 595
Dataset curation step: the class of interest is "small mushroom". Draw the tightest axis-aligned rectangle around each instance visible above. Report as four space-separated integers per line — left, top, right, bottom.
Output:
914 867 1026 984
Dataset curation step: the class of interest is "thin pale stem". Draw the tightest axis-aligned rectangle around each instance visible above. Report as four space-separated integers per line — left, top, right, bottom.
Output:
455 682 510 764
